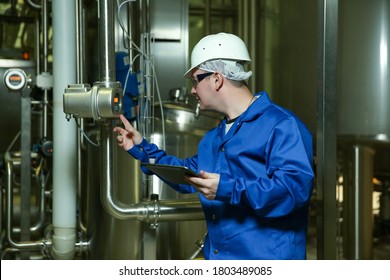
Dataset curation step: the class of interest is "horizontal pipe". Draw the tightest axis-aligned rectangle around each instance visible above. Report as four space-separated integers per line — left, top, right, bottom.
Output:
100 123 204 222
100 179 204 222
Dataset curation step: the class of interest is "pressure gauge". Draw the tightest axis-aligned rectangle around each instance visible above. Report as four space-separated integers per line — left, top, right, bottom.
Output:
3 69 27 91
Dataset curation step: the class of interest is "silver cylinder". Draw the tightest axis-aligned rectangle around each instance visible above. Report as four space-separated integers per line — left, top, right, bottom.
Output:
98 0 116 84
338 0 390 138
343 145 375 259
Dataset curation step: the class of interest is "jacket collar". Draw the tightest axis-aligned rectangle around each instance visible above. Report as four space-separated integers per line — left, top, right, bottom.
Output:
217 91 271 140
221 91 270 125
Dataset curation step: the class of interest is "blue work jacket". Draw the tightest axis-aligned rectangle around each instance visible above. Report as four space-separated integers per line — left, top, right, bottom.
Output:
129 92 314 260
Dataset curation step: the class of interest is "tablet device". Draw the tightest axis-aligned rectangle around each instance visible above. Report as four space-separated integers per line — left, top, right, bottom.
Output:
141 163 200 185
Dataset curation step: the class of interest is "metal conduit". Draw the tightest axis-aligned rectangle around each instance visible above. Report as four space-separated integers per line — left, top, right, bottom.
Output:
100 123 204 222
4 155 89 257
5 158 49 251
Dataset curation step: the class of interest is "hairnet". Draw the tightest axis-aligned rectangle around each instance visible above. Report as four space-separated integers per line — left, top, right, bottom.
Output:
198 59 252 81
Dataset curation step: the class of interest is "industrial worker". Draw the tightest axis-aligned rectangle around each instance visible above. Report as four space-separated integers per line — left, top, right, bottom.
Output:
114 33 314 260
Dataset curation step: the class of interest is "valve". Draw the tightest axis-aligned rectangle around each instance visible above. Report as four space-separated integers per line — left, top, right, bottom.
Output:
63 83 123 121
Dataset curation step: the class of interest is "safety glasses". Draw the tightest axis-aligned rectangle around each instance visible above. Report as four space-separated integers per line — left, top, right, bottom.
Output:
191 72 213 87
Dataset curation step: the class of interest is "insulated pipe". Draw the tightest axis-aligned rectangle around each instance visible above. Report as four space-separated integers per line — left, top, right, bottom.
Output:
51 0 77 260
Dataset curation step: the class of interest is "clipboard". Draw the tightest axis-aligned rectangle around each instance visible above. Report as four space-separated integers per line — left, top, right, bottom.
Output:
141 163 200 185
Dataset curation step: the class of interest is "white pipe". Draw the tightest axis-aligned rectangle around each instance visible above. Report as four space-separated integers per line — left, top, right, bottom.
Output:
51 0 77 260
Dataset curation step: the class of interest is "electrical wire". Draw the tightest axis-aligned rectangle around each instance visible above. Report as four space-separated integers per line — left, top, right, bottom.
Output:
74 118 99 147
115 0 166 149
5 131 21 154
26 0 41 9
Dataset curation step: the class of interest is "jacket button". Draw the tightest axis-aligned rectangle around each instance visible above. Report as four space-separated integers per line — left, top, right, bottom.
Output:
214 249 218 254
220 147 225 152
212 214 216 220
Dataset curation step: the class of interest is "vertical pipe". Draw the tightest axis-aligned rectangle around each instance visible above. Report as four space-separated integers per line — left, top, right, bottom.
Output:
97 0 116 207
51 0 77 259
316 0 339 259
98 0 115 84
76 0 87 234
76 0 85 83
349 145 374 259
35 17 40 74
42 0 49 139
20 90 31 245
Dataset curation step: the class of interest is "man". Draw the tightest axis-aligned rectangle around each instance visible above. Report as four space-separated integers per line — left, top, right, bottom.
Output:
114 33 314 260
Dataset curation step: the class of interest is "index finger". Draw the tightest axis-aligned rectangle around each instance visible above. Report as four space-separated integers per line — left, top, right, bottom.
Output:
119 114 132 131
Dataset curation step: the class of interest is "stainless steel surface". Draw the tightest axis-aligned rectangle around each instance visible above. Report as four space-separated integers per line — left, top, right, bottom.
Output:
343 145 375 260
152 98 221 259
149 0 188 101
63 84 122 120
338 0 390 138
41 0 49 139
0 59 35 153
258 0 389 260
5 155 48 251
98 0 116 84
316 0 339 260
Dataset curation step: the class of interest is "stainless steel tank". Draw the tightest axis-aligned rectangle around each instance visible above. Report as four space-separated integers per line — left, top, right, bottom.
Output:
337 0 389 139
151 89 222 259
83 128 143 260
85 90 221 259
337 0 390 260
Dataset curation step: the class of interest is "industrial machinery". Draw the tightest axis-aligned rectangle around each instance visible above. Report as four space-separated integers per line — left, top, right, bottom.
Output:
258 0 390 259
0 0 220 260
0 0 389 260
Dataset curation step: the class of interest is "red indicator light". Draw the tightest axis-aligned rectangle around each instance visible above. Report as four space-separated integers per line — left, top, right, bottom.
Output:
9 75 22 81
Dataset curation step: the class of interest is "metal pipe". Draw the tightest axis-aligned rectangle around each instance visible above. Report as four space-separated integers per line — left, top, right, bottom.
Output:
97 0 205 227
5 159 48 250
4 152 46 235
76 0 88 234
350 145 374 259
98 0 115 84
13 169 47 234
316 0 339 260
100 122 204 221
35 17 40 73
30 169 47 233
42 0 49 139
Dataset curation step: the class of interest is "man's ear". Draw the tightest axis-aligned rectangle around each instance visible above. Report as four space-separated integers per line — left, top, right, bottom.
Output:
214 72 223 91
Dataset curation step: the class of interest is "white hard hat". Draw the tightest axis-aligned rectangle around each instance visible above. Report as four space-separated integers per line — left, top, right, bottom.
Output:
184 33 251 78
